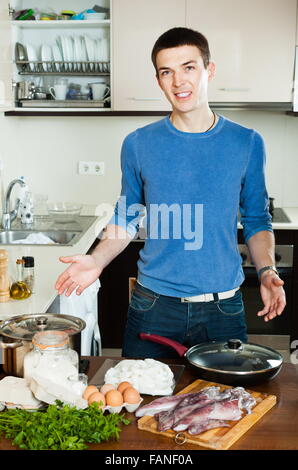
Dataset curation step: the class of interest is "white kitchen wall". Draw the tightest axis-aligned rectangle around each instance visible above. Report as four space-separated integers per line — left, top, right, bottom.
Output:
0 110 297 208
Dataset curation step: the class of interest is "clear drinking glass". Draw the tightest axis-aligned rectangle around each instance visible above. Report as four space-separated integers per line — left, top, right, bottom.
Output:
33 194 48 216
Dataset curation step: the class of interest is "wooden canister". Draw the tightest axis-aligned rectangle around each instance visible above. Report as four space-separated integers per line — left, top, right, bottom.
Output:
0 249 10 302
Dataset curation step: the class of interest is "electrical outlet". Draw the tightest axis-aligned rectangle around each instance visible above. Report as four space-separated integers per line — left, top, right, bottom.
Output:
94 162 105 175
78 161 105 175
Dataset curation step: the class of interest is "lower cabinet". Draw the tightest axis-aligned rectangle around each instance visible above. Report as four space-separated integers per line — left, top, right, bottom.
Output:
99 241 144 349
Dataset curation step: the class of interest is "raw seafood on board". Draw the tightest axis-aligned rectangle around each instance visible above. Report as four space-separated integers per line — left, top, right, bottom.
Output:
136 386 256 435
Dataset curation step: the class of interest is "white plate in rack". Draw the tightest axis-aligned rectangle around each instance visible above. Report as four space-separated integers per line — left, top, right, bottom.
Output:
52 43 62 71
101 37 110 62
73 35 83 71
68 37 74 61
26 43 37 71
66 36 74 71
84 35 95 70
95 38 103 62
41 44 52 71
56 37 63 59
81 36 88 71
60 35 69 70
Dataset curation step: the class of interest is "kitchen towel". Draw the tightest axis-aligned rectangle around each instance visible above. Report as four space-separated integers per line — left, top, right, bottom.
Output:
294 46 298 112
52 279 101 356
11 232 56 244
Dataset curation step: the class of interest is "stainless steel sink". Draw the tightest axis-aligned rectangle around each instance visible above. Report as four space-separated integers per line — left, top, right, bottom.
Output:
0 215 98 246
0 230 82 245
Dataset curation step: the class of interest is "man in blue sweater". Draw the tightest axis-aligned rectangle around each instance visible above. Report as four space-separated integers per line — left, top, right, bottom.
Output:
56 27 286 358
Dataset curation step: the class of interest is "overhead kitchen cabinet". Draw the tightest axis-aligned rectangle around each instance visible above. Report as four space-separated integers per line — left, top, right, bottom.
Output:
2 0 111 114
0 4 13 111
187 0 297 103
112 0 186 111
292 5 298 112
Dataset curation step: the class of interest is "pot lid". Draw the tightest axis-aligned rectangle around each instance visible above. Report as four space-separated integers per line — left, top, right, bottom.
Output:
0 313 86 341
187 339 283 375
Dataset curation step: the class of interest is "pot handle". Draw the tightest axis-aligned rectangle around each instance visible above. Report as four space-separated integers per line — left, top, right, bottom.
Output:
139 333 188 357
0 335 23 349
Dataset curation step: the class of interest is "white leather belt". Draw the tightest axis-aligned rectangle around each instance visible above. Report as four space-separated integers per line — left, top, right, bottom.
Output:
181 288 239 303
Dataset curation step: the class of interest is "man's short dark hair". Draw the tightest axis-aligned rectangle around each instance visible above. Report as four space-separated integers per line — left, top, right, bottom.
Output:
151 27 210 75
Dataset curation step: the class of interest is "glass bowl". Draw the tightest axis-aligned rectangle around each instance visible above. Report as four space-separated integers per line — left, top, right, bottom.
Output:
47 202 82 222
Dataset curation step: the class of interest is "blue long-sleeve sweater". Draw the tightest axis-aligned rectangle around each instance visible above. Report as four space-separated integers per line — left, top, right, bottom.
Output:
109 115 272 297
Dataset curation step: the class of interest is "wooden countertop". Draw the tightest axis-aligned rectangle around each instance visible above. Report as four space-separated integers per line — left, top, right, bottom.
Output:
86 356 298 451
0 356 298 451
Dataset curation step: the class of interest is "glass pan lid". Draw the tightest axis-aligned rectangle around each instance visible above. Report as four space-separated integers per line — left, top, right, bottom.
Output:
187 340 283 374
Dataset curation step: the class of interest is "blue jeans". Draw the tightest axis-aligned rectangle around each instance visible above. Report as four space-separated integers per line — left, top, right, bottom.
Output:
122 282 247 358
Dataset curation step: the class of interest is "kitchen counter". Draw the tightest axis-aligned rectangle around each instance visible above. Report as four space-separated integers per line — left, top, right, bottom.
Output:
272 207 298 230
85 357 298 451
0 205 113 321
0 356 297 451
238 207 298 230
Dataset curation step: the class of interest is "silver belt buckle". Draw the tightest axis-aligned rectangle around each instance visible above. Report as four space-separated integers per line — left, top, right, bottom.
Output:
181 293 206 303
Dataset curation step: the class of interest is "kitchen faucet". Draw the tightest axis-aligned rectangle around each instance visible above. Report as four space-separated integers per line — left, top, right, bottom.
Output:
2 178 26 230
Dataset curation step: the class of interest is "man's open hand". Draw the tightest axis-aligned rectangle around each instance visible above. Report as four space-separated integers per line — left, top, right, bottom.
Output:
257 271 286 322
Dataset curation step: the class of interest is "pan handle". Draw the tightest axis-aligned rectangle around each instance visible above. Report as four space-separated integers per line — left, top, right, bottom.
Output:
139 333 188 357
0 335 23 349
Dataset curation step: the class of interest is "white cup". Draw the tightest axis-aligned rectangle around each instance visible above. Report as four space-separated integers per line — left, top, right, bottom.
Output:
55 78 68 86
90 83 110 100
49 83 68 100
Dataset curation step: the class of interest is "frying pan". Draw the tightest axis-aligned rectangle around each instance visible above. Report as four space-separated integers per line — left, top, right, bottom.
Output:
140 333 283 386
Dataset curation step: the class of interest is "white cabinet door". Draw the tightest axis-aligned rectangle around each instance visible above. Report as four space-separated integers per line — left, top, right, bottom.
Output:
296 4 298 45
112 0 186 111
187 0 297 102
0 5 13 110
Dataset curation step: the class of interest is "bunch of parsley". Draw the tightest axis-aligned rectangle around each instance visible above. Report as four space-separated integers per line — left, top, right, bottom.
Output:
0 401 130 450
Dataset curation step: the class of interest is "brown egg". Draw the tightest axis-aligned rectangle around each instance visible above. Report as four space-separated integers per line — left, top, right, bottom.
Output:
105 389 124 407
117 381 132 394
100 383 115 395
88 391 106 408
123 387 141 404
83 385 99 401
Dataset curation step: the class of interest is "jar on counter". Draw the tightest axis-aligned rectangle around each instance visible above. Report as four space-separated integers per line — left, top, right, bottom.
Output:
23 330 79 384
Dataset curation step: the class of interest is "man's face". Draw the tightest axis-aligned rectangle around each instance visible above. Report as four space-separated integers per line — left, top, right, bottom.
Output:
155 45 215 114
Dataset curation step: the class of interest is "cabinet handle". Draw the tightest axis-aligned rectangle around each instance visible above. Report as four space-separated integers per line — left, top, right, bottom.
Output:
127 97 161 101
218 87 251 92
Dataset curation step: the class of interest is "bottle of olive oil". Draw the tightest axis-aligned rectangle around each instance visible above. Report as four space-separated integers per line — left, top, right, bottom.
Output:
10 259 32 300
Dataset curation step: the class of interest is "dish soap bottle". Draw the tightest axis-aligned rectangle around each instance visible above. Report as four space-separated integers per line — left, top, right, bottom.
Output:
10 259 32 300
20 191 34 225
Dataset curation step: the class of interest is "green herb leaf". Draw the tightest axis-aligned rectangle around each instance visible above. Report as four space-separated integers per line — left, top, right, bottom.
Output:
0 400 131 450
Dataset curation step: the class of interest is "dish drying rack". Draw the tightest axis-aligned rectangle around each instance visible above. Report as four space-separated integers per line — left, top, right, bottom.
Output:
15 60 110 75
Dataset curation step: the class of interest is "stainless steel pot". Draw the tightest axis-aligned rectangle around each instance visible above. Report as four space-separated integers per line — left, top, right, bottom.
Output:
34 92 47 100
17 81 36 100
140 333 283 386
0 313 86 377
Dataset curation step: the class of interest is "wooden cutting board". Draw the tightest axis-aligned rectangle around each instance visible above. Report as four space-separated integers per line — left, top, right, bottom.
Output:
137 379 277 450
